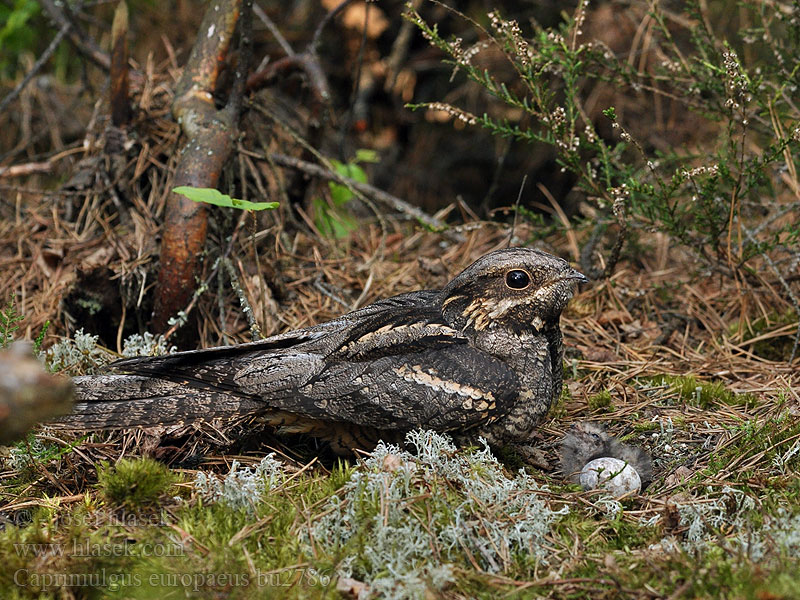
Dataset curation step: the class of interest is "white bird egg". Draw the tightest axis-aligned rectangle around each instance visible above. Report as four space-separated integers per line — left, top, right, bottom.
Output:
579 456 641 496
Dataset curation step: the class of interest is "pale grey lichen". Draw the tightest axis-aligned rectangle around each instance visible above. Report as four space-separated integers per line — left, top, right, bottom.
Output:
306 430 567 600
45 329 176 373
45 328 113 374
121 332 176 357
194 454 284 515
649 486 800 563
593 494 623 520
762 509 800 559
8 437 46 470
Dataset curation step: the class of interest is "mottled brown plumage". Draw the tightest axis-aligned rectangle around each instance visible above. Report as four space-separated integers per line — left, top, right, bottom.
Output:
54 248 587 451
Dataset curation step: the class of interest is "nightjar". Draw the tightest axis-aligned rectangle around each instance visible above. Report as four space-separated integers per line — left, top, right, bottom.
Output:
560 422 653 488
55 248 587 452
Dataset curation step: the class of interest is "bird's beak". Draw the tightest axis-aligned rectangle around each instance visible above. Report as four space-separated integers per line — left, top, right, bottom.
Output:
565 268 589 284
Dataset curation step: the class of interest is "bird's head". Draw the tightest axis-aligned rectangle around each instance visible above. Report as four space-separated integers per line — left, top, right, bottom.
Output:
439 248 587 335
562 422 612 460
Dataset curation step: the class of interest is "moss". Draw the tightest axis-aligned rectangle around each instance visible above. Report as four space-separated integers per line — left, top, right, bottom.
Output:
650 374 758 409
97 458 178 510
0 455 353 600
493 444 527 472
632 421 661 433
653 280 680 304
701 415 800 481
5 431 800 599
0 502 143 599
588 390 614 412
547 382 572 419
117 464 344 599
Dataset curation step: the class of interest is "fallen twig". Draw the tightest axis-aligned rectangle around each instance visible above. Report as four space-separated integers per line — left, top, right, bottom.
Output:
39 0 111 71
244 149 463 242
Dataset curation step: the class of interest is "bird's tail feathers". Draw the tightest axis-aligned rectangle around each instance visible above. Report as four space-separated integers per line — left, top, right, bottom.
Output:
50 375 264 430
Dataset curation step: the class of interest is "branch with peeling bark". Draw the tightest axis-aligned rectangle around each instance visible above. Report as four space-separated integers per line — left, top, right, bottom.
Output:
151 0 251 338
151 1 460 339
110 2 131 128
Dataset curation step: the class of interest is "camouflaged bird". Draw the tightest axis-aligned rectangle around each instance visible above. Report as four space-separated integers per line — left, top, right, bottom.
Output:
560 422 653 488
55 248 587 451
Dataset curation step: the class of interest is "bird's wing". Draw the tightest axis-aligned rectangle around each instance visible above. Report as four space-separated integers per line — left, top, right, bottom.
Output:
102 289 443 392
62 288 520 432
234 306 521 431
292 344 520 432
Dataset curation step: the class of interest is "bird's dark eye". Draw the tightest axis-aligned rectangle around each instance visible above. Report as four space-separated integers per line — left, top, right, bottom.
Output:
505 269 531 289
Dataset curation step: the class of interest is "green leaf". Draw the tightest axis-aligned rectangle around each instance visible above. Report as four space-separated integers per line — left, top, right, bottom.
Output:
0 0 39 45
312 153 376 238
354 148 380 164
312 197 359 239
172 187 279 211
328 161 367 207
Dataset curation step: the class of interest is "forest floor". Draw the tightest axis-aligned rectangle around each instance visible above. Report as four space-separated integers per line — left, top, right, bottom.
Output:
1 206 798 599
1 2 799 598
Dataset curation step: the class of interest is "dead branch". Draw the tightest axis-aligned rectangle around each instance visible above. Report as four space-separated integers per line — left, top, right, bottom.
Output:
0 162 53 178
258 150 463 242
253 4 295 57
38 0 111 71
151 0 250 337
0 22 71 116
0 344 74 445
245 1 357 120
110 1 131 128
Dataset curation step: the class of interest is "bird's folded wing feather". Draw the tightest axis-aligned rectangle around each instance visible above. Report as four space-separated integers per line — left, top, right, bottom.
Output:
56 289 520 431
235 306 521 431
263 345 520 432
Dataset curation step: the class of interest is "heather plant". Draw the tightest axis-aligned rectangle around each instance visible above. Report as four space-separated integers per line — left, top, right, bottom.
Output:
406 1 800 284
0 294 24 348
